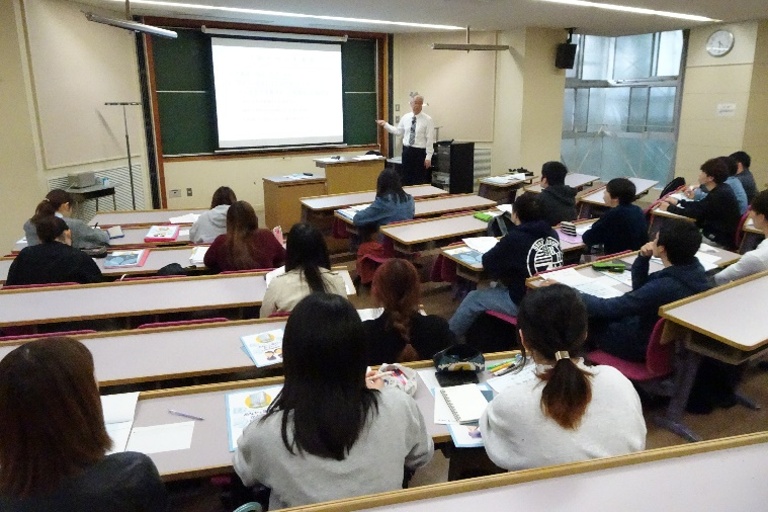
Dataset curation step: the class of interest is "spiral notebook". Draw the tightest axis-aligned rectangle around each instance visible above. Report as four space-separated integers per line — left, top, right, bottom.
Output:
439 383 489 424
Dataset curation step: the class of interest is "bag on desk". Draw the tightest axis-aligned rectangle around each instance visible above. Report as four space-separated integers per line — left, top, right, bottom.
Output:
433 344 485 387
487 213 515 237
157 263 187 276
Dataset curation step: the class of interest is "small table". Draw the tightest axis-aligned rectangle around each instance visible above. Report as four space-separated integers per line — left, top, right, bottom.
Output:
66 183 117 217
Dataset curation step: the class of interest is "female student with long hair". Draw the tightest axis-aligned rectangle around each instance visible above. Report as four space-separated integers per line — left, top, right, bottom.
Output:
363 258 455 364
235 293 433 509
259 222 346 317
204 200 285 273
0 337 168 511
23 189 110 250
190 185 237 243
7 216 102 285
480 284 646 470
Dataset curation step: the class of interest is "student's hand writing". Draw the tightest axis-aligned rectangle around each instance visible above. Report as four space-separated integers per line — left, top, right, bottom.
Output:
639 240 656 257
365 370 385 390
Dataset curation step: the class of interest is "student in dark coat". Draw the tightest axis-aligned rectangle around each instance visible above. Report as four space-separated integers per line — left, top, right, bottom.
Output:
580 219 710 361
659 158 741 249
6 216 102 286
582 177 648 255
363 259 455 364
536 161 577 226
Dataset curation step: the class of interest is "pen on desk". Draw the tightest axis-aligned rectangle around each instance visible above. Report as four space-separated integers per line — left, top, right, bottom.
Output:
94 222 99 228
491 362 513 374
168 409 205 421
487 360 513 371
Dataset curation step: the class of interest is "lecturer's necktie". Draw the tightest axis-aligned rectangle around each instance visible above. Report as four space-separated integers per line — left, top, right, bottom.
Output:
408 115 416 146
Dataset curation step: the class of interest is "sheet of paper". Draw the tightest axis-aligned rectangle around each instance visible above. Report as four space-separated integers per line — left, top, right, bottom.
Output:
574 278 624 299
105 422 134 455
576 224 593 236
355 154 382 161
696 251 720 271
179 228 190 237
462 237 499 254
101 392 140 454
598 270 633 287
486 363 538 394
544 267 596 287
265 266 286 287
16 236 26 244
189 246 209 265
357 307 384 321
417 368 440 393
495 204 513 214
697 244 716 253
509 172 526 181
126 421 195 454
169 213 200 224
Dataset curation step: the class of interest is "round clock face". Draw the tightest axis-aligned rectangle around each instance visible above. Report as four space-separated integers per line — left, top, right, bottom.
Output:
706 29 734 57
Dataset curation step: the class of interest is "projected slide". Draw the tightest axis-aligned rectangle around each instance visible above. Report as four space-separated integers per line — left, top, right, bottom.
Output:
211 37 344 148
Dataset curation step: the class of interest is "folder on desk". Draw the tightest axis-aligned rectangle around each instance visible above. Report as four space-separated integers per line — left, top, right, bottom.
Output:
103 249 149 269
241 329 284 367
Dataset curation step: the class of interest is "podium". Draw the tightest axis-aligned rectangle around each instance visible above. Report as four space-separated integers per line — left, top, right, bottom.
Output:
313 157 384 194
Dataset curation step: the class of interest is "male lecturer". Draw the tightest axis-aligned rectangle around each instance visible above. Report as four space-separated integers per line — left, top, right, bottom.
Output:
376 95 435 186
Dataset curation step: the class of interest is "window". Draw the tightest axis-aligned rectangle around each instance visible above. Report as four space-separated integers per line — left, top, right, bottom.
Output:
561 31 685 184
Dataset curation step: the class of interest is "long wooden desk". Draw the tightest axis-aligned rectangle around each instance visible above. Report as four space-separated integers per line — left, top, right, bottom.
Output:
0 245 208 284
127 355 512 480
289 432 768 512
647 207 695 238
379 212 490 255
577 177 659 218
13 226 192 253
313 156 385 194
89 208 208 228
300 185 447 224
0 269 355 329
0 318 287 387
335 195 497 231
523 172 600 194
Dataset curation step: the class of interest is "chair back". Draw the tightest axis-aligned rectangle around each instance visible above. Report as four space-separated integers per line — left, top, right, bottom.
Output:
734 207 752 251
136 317 228 329
2 281 78 290
0 330 97 342
644 318 674 378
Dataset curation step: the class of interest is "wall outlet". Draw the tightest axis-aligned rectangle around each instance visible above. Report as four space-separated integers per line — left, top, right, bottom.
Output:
186 188 193 196
395 104 400 112
169 189 181 198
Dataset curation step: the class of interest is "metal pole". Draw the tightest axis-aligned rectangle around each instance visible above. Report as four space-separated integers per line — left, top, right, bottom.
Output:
105 101 140 210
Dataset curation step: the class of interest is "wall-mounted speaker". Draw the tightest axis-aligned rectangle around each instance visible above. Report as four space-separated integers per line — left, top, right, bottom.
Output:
555 43 577 69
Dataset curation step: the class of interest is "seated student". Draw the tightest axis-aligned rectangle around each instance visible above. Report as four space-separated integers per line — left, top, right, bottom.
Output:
0 337 168 511
536 161 577 226
581 219 710 361
190 186 237 243
448 192 563 338
715 189 768 284
687 156 748 215
259 223 346 317
7 216 102 286
204 200 286 273
480 285 646 470
23 189 109 250
582 177 648 255
730 150 758 203
363 259 456 364
352 168 415 231
659 158 741 249
234 293 434 510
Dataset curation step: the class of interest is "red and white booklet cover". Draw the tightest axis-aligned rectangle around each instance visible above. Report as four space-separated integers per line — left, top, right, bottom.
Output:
144 225 180 242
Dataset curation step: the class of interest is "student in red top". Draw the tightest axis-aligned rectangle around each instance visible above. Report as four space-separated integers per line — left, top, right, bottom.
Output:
204 200 285 272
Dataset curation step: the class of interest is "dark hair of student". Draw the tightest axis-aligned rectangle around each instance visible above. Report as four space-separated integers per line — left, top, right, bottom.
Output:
376 168 409 203
371 258 420 343
285 222 331 293
514 191 543 223
657 218 701 266
265 293 379 460
0 337 111 497
751 190 768 217
225 200 262 269
34 215 69 243
700 158 729 185
30 189 72 223
541 161 568 186
720 156 739 177
729 151 751 169
517 284 591 430
210 186 237 208
606 178 637 205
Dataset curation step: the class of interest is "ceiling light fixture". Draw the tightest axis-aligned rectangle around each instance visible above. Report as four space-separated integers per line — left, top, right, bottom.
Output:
85 0 177 38
432 27 509 51
537 0 719 22
202 26 347 43
101 0 464 31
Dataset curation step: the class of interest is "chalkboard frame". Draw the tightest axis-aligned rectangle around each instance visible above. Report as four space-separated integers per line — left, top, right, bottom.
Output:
145 20 385 157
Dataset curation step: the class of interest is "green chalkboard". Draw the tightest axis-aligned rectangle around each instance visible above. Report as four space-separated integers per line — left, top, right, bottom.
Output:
151 31 378 156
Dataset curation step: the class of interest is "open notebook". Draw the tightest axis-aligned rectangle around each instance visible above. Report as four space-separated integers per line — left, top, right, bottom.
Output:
438 383 489 424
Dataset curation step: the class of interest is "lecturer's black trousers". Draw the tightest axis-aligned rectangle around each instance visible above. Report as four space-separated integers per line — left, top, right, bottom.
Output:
401 145 430 186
